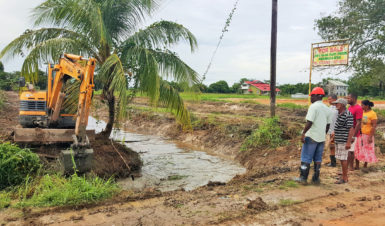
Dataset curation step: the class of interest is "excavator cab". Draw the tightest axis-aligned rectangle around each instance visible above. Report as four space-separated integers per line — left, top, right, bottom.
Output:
14 54 96 174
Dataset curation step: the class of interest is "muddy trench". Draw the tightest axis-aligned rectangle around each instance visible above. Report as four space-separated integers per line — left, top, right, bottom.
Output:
87 117 246 192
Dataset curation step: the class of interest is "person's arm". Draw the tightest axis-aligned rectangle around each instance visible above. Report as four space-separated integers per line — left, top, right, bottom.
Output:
346 127 355 150
326 124 330 134
345 115 354 150
369 119 377 143
353 118 362 138
353 107 363 138
301 120 313 143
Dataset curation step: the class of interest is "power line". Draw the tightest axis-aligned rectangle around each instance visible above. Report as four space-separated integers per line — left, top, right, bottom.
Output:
201 0 240 83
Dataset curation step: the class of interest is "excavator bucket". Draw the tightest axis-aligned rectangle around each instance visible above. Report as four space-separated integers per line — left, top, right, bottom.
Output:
60 148 94 175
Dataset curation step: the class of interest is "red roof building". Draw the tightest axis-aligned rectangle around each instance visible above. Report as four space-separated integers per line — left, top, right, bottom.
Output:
241 80 280 95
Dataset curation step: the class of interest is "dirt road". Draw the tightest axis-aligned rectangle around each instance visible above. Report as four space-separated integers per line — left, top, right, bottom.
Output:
1 92 385 225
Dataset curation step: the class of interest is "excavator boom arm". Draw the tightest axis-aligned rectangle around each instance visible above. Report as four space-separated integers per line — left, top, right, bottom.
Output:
47 54 96 139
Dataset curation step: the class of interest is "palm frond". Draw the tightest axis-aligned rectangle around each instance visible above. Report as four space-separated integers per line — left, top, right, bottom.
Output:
62 80 81 115
158 80 191 129
20 38 87 82
149 49 200 86
0 28 90 61
123 20 198 51
98 54 129 119
121 46 160 104
99 0 160 41
33 0 107 46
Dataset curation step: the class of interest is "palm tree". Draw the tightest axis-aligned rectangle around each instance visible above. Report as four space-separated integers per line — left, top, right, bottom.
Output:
0 0 199 137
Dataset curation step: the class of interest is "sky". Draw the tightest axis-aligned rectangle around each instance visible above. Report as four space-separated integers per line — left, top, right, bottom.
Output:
0 0 351 86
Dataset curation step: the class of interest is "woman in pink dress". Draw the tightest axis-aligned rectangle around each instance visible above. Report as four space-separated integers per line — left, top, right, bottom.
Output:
355 100 378 168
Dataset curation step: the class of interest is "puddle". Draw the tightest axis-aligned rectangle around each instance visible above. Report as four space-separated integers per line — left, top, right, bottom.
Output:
87 117 246 192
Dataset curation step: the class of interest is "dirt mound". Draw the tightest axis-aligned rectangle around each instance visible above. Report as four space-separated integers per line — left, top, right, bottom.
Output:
246 197 269 211
28 134 142 178
91 134 142 178
0 92 19 141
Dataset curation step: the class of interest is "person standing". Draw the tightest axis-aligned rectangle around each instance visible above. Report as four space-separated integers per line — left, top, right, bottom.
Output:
347 93 363 170
355 100 378 168
333 98 354 184
296 87 331 184
326 94 338 167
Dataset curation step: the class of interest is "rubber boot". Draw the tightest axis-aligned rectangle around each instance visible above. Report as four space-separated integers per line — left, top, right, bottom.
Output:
295 162 310 184
327 155 336 167
312 163 321 184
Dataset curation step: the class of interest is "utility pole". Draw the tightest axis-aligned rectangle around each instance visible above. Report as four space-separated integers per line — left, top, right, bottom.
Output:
270 0 278 117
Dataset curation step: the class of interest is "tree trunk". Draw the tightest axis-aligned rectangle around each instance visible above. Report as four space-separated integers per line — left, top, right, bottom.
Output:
101 91 115 138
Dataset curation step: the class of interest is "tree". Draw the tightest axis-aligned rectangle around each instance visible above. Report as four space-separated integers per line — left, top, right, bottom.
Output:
230 78 250 93
0 0 199 137
278 83 318 96
191 83 208 93
315 0 385 95
208 80 231 93
231 82 241 93
0 61 3 72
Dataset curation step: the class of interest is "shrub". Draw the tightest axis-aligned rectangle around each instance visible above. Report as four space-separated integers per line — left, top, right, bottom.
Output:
0 143 41 189
241 117 284 150
0 192 11 209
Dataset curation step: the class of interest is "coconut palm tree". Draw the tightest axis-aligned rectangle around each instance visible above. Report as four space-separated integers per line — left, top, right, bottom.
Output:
0 0 199 137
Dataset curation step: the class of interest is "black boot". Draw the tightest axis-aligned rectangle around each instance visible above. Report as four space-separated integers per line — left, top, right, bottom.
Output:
327 155 336 167
295 162 310 184
312 163 321 184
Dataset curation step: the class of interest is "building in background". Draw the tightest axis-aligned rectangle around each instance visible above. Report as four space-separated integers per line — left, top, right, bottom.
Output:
291 93 308 99
326 80 348 96
241 80 280 95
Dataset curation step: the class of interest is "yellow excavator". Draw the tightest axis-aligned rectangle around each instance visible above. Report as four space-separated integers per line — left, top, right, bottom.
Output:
14 53 96 173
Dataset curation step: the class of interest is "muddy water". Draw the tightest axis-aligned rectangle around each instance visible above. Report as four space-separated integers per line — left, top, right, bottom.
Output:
87 117 245 192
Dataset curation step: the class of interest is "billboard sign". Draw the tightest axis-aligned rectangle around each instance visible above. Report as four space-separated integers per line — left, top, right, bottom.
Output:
313 44 349 66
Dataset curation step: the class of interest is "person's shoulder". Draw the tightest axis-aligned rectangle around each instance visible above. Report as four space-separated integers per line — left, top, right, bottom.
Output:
346 110 353 117
370 110 377 117
353 104 363 111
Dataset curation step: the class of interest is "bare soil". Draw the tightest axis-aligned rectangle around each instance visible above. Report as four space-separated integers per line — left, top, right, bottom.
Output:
2 92 385 225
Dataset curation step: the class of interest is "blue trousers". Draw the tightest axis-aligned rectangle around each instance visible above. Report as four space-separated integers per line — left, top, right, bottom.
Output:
301 137 325 164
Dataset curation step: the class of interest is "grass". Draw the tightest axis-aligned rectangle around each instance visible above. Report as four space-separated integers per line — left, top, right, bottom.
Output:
0 143 120 209
0 192 11 209
279 180 299 190
0 91 5 110
239 100 261 104
241 117 285 150
179 93 270 102
277 103 306 110
16 174 119 207
278 199 301 206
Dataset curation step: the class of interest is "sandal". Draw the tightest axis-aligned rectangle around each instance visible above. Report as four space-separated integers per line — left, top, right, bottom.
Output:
335 179 347 184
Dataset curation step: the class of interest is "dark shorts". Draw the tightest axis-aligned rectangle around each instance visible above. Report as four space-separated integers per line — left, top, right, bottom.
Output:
301 137 325 163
